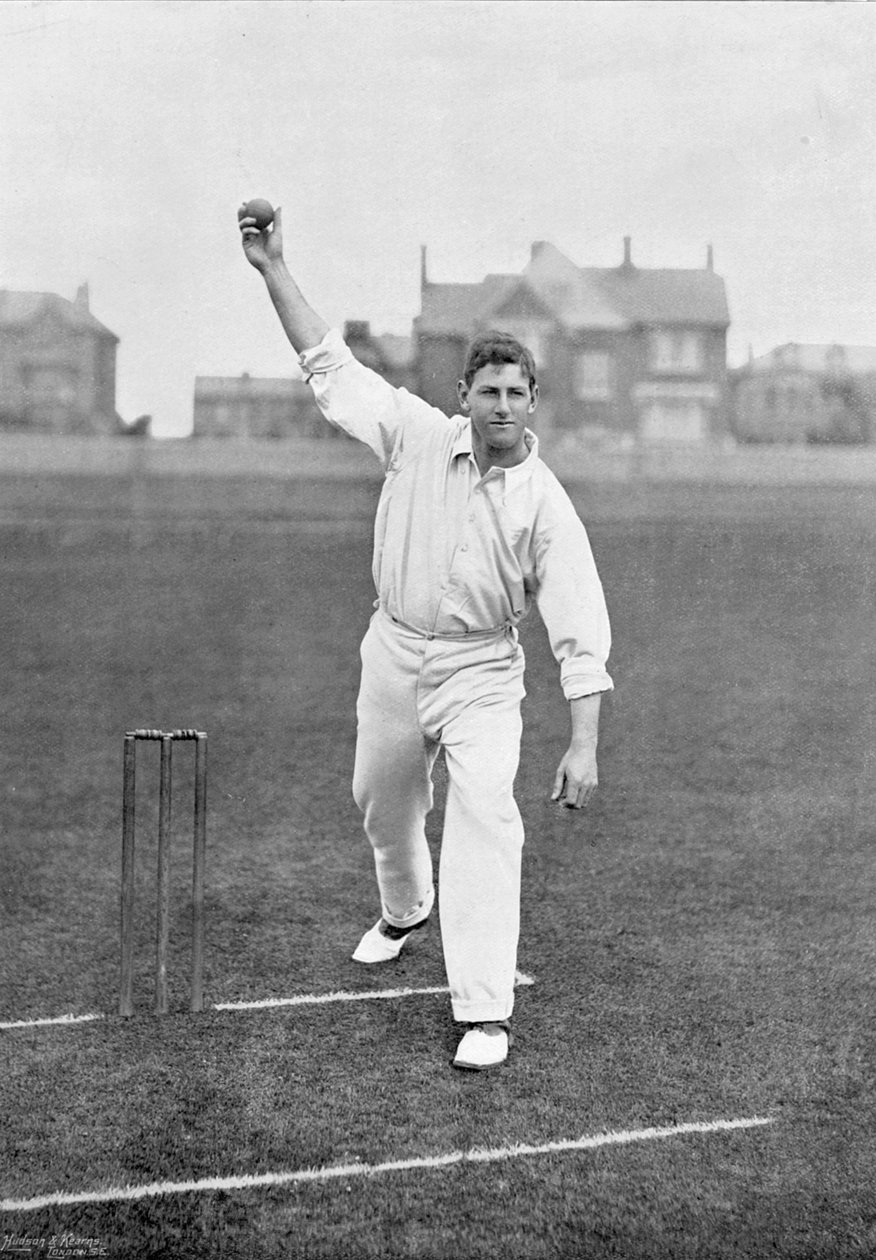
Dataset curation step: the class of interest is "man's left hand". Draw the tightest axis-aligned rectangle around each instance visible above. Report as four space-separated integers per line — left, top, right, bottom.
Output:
551 743 598 810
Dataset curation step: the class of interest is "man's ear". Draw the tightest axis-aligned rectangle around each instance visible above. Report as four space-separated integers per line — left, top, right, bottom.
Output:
528 382 540 414
457 379 470 411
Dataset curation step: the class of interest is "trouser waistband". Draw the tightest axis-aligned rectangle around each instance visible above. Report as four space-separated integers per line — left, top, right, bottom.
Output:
379 606 513 642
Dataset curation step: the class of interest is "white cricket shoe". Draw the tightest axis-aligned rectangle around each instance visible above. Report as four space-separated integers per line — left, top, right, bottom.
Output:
351 888 434 964
452 1023 512 1071
351 918 426 963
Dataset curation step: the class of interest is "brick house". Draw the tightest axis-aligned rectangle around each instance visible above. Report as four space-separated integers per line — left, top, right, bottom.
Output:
193 321 414 438
414 239 730 443
730 343 876 444
0 285 122 434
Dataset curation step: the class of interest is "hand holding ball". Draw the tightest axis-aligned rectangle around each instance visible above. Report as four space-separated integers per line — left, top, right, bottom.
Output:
239 199 279 272
243 199 275 230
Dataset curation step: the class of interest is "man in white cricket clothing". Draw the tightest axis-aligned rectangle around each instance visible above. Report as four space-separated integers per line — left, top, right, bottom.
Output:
239 205 613 1071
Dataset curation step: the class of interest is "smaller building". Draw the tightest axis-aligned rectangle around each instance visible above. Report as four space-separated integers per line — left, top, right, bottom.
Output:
193 322 414 439
731 344 876 444
193 373 321 439
0 284 122 434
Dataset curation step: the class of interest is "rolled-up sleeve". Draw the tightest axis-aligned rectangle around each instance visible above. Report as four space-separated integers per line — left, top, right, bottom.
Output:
299 328 448 467
534 506 613 701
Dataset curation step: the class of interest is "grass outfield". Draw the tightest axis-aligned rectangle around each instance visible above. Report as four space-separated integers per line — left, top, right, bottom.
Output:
1 474 875 1258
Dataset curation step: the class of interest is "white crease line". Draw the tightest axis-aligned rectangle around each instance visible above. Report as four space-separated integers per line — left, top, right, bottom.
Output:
0 1116 774 1213
0 972 536 1029
0 1012 105 1030
216 970 535 1012
215 985 451 1011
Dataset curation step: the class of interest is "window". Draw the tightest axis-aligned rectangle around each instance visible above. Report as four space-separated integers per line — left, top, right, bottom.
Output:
22 363 78 404
574 352 612 400
640 399 706 442
649 330 703 373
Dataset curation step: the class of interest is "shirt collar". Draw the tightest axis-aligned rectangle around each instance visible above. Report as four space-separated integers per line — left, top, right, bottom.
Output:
452 420 539 486
451 420 474 461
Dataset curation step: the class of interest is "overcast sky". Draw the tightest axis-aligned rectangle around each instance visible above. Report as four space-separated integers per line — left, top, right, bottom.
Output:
1 0 874 436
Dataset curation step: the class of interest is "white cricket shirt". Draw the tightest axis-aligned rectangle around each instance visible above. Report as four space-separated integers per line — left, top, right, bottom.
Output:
299 329 613 700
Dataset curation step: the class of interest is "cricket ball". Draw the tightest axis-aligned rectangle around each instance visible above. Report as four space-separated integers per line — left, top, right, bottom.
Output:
243 198 274 230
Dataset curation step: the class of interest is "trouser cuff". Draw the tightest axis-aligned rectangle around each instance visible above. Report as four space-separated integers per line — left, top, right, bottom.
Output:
382 884 434 930
452 997 515 1023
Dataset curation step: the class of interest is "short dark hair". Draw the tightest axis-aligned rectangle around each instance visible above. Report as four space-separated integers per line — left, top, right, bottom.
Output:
462 330 537 393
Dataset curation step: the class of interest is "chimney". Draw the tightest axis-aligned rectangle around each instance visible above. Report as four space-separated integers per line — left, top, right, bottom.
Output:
706 243 714 271
75 282 90 310
531 240 548 262
622 237 632 267
420 245 428 291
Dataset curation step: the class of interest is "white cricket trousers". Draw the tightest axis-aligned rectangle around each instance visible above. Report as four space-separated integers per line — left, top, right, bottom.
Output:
353 610 526 1023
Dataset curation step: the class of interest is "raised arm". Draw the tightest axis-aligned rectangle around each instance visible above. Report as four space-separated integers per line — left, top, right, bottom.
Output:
238 204 329 353
238 202 451 463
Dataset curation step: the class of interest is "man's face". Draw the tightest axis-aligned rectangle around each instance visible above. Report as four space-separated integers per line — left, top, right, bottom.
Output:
458 362 537 470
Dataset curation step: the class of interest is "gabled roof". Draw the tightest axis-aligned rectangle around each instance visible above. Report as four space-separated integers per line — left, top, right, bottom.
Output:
523 242 628 330
592 266 730 326
417 242 730 336
417 275 518 336
746 343 876 375
0 290 118 340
